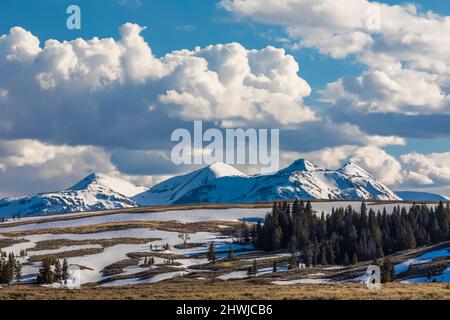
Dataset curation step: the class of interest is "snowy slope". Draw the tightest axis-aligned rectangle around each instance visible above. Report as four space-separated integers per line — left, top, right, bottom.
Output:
134 159 401 205
0 173 147 218
133 163 245 206
395 191 448 202
70 173 147 197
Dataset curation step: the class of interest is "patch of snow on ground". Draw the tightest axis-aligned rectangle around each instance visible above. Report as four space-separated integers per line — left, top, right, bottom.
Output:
272 278 329 285
395 247 450 275
401 267 450 283
218 270 249 280
101 271 189 287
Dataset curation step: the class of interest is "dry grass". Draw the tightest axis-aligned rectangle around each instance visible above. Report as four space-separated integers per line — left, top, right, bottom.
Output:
28 238 160 251
0 237 28 249
27 248 105 263
0 281 449 300
0 220 238 237
0 203 273 230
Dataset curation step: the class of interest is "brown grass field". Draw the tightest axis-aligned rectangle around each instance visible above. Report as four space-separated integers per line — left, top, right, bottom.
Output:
1 280 450 300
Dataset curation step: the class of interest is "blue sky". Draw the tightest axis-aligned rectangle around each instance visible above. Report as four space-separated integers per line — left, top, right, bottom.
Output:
0 0 448 157
0 0 449 197
0 0 362 87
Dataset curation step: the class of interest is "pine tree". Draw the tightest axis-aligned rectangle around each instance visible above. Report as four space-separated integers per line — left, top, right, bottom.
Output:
272 226 282 250
0 253 16 284
14 260 22 282
272 261 278 273
54 260 62 282
325 241 335 265
251 260 258 275
37 257 54 284
376 245 385 259
62 259 69 281
351 253 358 265
207 242 217 264
243 225 251 244
343 253 350 266
227 245 235 261
320 245 328 265
381 258 395 283
303 243 312 267
288 236 298 269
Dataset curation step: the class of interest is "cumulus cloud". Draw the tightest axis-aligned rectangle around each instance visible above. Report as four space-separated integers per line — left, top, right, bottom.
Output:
322 66 447 115
0 24 315 146
0 139 153 197
401 151 450 187
221 0 450 118
0 19 448 197
0 24 319 196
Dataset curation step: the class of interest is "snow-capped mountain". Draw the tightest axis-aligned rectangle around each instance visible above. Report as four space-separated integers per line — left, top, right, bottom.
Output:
133 159 402 205
3 160 446 218
0 173 147 218
133 163 245 206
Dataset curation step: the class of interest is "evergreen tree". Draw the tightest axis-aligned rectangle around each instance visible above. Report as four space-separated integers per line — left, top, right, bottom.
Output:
351 253 358 265
54 260 62 282
207 242 217 264
381 258 395 283
37 257 54 284
62 259 69 281
343 253 350 266
254 201 450 266
288 236 297 269
272 261 278 273
15 260 22 282
320 245 328 265
227 245 235 261
252 260 258 275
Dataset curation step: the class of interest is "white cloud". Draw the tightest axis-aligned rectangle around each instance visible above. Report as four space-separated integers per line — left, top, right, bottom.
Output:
322 63 448 114
0 24 315 134
0 26 41 62
401 151 450 187
1 19 448 197
0 139 153 197
222 0 450 115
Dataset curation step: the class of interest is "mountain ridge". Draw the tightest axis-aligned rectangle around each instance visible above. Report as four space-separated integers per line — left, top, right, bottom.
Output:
134 159 402 205
1 160 448 218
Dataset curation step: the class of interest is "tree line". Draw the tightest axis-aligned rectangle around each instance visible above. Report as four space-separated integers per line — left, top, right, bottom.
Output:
0 252 21 284
36 257 70 284
253 200 450 266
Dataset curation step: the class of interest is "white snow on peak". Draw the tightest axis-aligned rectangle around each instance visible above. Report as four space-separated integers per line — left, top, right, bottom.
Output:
0 173 148 218
280 159 319 173
1 159 431 217
70 173 147 197
134 158 402 205
207 162 246 178
133 163 246 206
337 162 373 178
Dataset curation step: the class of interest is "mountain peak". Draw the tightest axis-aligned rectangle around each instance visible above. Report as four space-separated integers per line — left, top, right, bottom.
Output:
205 162 246 178
69 173 147 197
338 162 373 178
281 159 319 173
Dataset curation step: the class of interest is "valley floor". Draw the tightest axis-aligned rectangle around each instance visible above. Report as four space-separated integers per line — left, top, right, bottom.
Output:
0 201 449 300
1 281 449 300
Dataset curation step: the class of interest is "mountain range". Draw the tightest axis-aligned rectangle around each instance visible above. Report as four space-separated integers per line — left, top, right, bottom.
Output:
0 160 447 218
